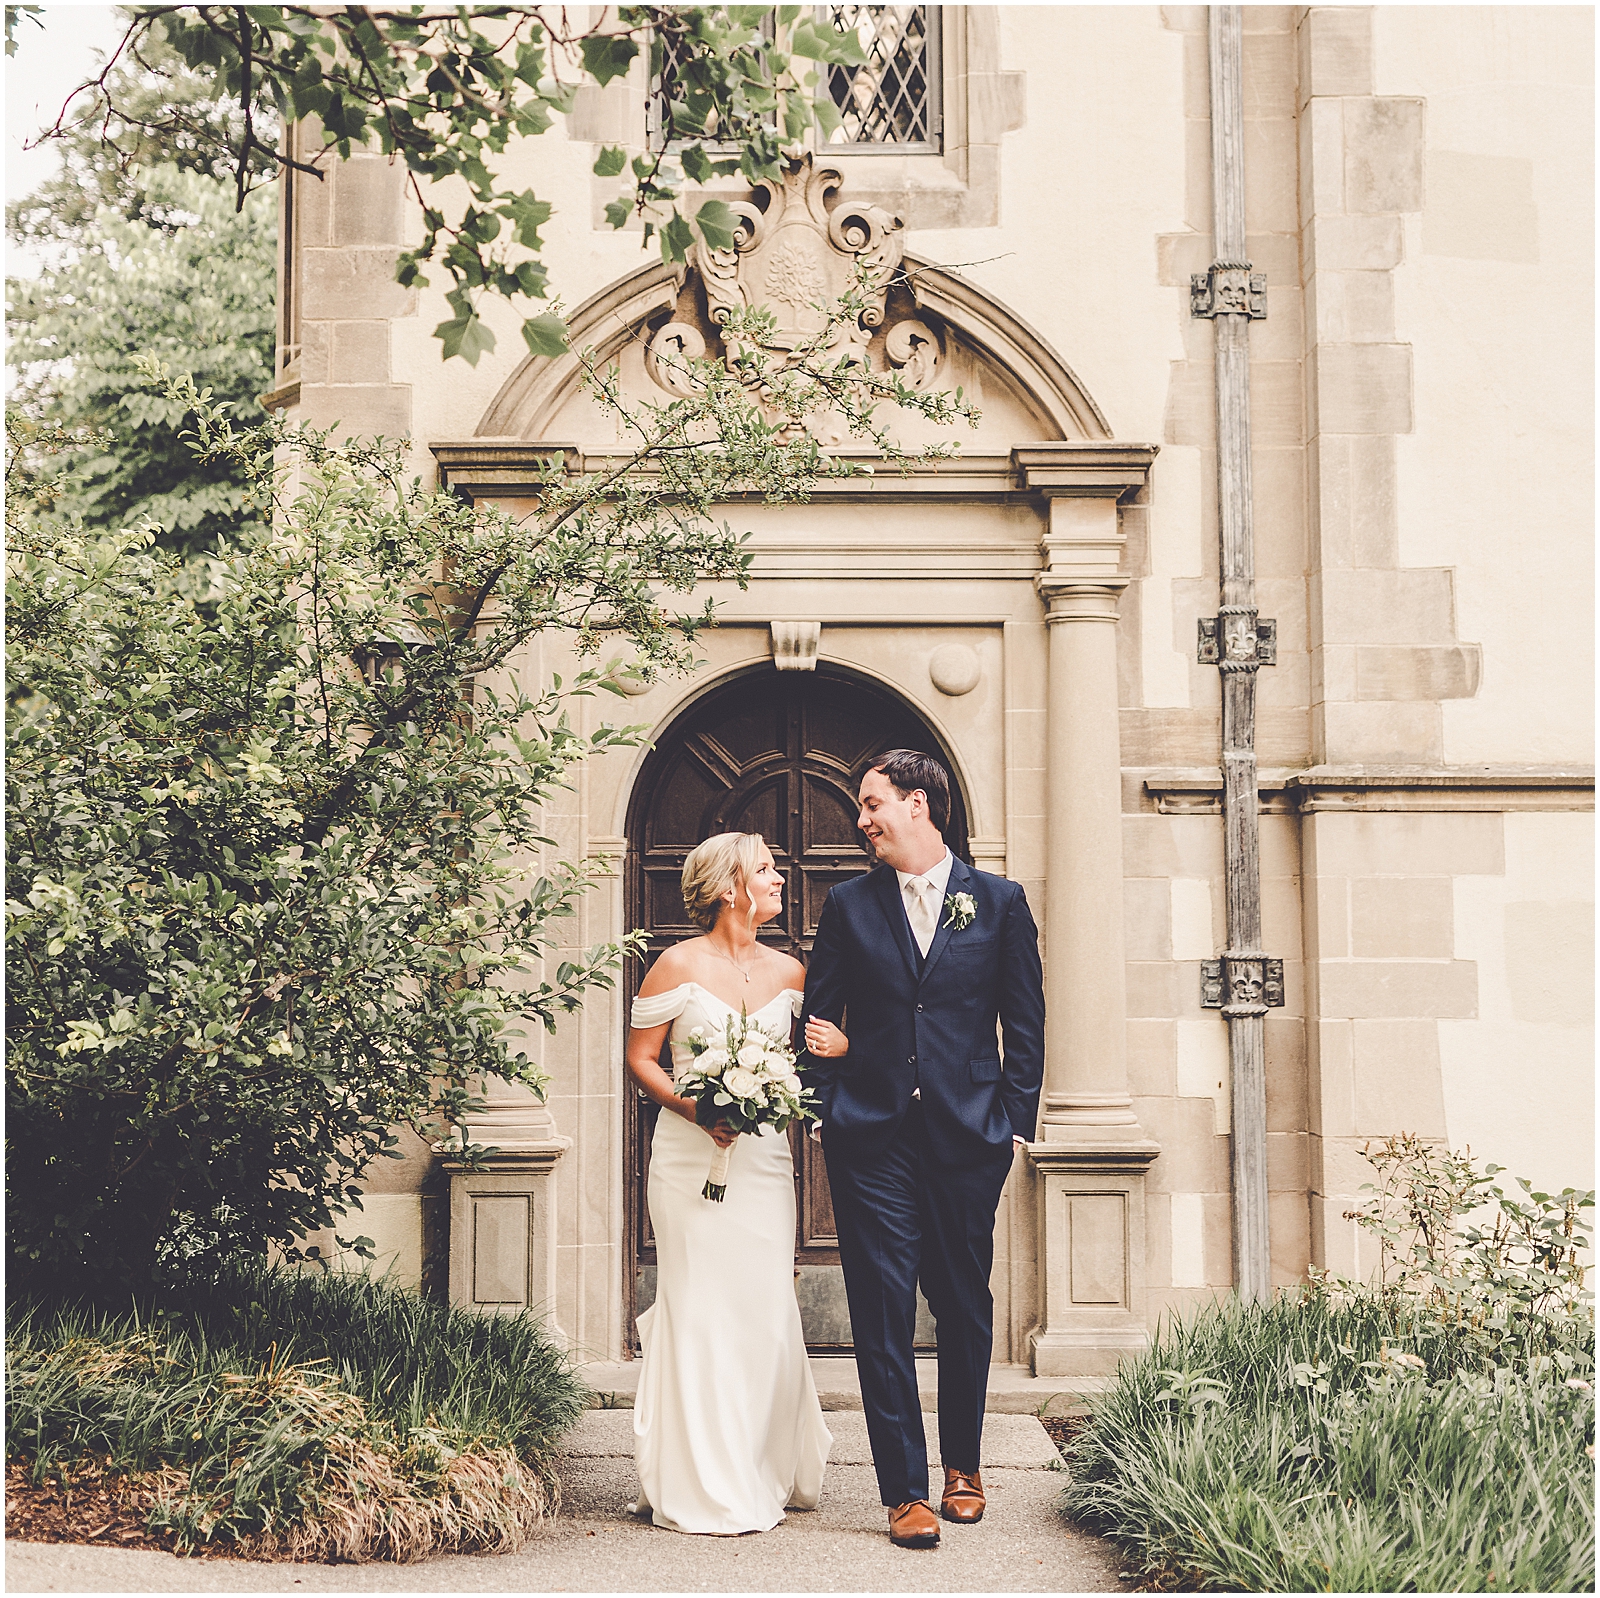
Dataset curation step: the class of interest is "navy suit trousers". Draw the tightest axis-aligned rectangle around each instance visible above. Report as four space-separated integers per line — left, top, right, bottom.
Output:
823 1100 1014 1507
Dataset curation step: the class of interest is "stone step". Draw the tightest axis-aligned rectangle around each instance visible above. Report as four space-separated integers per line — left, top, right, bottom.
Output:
564 1407 1065 1467
574 1357 1105 1417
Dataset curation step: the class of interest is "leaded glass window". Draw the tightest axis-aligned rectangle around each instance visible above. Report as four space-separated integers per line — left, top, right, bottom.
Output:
647 7 942 153
820 5 941 151
648 14 776 150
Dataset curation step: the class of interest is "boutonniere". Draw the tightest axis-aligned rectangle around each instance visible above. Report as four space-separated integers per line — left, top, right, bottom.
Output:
944 891 977 931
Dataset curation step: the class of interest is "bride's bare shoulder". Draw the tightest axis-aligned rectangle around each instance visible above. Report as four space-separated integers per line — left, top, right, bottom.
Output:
773 950 807 989
638 939 704 995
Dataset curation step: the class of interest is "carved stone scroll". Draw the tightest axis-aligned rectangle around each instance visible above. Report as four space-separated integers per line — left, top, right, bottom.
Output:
886 318 942 390
646 322 707 398
684 155 905 378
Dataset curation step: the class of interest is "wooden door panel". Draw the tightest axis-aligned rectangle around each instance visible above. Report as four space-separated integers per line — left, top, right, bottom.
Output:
625 667 968 1349
801 772 861 847
647 755 721 846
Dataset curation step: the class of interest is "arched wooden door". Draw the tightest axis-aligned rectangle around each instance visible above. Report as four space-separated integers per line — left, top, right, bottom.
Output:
624 666 967 1351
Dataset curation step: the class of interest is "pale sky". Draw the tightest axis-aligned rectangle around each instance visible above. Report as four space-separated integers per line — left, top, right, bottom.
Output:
6 3 126 278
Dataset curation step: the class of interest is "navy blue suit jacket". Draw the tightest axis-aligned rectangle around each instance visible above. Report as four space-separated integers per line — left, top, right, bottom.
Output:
800 855 1045 1168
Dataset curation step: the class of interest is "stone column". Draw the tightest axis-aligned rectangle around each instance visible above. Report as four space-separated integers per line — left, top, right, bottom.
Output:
1013 448 1160 1378
444 1081 571 1339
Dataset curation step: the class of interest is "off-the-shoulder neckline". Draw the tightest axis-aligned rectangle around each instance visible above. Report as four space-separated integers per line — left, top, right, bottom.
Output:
638 980 802 1015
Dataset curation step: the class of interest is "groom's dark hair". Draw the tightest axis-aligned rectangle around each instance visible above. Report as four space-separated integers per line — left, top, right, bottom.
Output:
866 749 950 833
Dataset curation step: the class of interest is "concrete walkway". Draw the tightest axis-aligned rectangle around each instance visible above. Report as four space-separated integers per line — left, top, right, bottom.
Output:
5 1411 1125 1594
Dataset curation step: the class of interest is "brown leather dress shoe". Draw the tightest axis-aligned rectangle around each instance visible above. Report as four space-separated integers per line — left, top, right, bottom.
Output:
941 1466 986 1523
887 1499 942 1547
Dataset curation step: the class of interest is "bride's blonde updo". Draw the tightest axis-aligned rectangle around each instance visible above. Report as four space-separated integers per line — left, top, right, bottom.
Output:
681 832 768 932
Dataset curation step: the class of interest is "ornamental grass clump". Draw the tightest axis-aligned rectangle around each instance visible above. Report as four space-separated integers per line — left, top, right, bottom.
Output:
7 1261 589 1561
1063 1137 1596 1592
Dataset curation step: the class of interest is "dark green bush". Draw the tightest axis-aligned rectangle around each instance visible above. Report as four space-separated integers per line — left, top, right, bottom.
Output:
6 1260 589 1559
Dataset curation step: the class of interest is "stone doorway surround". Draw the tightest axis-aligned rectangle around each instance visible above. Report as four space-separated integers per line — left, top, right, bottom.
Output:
429 165 1161 1367
434 436 1158 1372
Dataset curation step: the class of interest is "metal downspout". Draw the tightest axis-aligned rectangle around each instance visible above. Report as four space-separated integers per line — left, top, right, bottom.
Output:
1204 4 1272 1303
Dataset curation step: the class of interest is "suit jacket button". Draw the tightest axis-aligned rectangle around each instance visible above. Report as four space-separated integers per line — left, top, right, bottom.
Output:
908 1055 916 1064
916 1003 924 1011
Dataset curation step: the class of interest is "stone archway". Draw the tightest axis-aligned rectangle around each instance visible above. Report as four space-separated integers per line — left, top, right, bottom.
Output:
622 664 968 1351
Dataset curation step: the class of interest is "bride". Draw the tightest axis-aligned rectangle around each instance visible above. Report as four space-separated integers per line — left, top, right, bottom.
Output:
624 831 848 1535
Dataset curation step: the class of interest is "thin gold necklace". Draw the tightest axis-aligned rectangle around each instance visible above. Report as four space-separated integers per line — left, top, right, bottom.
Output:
707 942 755 983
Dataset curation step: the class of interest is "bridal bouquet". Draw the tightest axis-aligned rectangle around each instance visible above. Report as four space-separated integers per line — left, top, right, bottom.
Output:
676 1013 818 1201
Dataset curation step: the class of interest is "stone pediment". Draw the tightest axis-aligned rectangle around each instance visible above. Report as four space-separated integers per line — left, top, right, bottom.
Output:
474 158 1110 450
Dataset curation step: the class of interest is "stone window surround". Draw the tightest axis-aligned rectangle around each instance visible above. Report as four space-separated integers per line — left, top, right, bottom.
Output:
573 6 1024 231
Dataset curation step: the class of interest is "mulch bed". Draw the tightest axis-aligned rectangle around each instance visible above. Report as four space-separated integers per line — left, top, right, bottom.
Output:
1038 1412 1093 1455
4 1463 252 1559
6 1463 167 1552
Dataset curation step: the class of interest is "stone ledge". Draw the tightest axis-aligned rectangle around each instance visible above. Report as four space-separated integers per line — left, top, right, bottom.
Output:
1142 766 1595 815
574 1358 1104 1417
429 441 1159 505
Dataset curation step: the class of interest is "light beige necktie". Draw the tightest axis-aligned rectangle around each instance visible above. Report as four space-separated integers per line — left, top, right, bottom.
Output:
905 877 937 957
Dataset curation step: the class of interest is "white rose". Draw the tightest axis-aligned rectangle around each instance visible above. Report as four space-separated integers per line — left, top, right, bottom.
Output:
736 1042 767 1068
723 1066 759 1098
782 1074 803 1093
699 1048 729 1076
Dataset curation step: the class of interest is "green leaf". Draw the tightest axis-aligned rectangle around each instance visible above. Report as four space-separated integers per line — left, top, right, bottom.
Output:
433 312 497 365
513 260 550 298
520 313 568 358
6 4 42 56
679 143 713 185
503 190 553 249
659 211 695 263
694 199 738 253
782 95 810 142
790 18 867 67
592 144 627 178
579 32 639 87
603 196 633 232
812 92 843 144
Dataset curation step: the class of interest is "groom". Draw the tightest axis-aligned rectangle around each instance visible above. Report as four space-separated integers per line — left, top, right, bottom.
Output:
800 749 1045 1549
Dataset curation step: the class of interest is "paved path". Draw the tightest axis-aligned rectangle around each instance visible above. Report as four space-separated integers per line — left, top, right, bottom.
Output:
6 1412 1125 1594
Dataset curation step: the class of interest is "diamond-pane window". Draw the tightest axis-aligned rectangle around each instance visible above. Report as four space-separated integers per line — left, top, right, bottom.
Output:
821 5 941 150
648 15 776 150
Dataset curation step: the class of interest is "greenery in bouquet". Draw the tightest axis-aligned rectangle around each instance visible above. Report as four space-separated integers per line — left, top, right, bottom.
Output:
676 1013 817 1200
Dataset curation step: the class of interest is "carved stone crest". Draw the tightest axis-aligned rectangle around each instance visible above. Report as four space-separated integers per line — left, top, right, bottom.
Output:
645 155 944 418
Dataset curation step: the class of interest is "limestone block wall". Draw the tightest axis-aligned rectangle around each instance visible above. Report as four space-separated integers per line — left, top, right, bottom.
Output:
1297 6 1485 764
268 6 1591 1343
275 133 416 441
1374 7 1594 766
1293 6 1595 1265
1441 814 1595 1199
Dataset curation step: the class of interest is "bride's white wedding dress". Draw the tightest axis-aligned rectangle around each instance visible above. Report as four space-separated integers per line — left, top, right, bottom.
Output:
628 982 832 1535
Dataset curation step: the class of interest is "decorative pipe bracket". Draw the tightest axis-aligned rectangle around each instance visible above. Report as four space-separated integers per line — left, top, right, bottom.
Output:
1191 262 1266 319
1198 611 1276 669
1202 956 1285 1015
